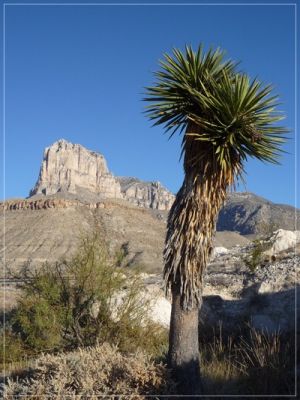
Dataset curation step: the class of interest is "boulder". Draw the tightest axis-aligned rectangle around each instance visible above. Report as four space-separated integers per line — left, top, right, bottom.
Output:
264 229 300 256
211 246 229 258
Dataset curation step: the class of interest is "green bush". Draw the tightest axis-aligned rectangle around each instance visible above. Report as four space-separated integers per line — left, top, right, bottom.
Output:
244 239 271 272
13 273 65 351
9 232 167 357
0 329 28 365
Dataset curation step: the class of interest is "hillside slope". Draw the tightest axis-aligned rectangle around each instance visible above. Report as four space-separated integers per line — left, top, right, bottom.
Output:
1 197 249 275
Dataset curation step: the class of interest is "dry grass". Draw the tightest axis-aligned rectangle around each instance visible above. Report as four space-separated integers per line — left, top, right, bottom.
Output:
200 324 295 395
2 325 295 397
2 343 176 399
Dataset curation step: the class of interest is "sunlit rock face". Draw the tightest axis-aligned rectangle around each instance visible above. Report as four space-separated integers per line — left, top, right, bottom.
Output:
29 139 175 210
117 177 175 211
30 139 122 199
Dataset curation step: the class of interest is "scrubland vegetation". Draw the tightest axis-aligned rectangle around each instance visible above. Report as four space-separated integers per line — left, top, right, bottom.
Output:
1 233 167 362
1 234 295 397
4 343 176 398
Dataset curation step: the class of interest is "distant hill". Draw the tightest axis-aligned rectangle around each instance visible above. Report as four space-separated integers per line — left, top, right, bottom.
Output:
217 192 298 234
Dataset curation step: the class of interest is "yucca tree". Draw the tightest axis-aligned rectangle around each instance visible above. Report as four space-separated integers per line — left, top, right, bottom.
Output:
144 45 287 394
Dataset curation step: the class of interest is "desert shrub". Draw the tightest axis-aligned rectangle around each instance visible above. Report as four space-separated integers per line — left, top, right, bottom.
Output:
0 328 28 365
13 273 66 351
244 223 280 273
9 232 167 357
3 320 294 397
3 343 176 399
244 239 270 272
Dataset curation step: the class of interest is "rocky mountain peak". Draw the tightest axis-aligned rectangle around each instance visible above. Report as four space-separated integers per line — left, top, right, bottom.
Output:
30 139 121 199
29 139 175 211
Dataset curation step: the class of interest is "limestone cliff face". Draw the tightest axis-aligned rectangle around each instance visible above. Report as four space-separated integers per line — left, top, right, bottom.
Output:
117 177 175 211
30 139 122 199
29 139 175 210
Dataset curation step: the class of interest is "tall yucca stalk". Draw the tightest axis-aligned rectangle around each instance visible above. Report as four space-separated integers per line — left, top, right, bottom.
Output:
144 45 287 394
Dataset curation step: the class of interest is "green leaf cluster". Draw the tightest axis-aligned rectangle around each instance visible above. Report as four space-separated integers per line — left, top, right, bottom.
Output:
144 45 288 173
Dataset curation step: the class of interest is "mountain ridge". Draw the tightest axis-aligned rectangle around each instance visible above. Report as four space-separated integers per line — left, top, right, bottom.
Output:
2 138 298 235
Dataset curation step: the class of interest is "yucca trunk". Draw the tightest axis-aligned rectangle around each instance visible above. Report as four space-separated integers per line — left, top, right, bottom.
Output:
168 281 201 394
165 123 231 394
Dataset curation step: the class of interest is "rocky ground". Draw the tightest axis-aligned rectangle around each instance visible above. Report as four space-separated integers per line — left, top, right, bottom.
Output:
141 230 299 334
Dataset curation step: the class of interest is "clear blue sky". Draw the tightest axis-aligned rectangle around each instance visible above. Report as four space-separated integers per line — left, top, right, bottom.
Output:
1 1 298 207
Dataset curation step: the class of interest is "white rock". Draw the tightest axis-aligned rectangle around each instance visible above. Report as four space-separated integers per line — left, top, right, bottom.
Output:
148 296 171 327
30 139 122 199
265 229 300 255
212 246 229 258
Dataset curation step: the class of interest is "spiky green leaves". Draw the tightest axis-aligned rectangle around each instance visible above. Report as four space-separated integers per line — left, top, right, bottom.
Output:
144 45 237 137
144 45 288 173
190 71 288 166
